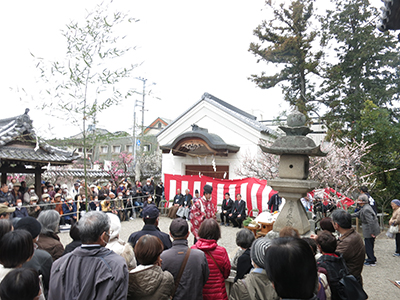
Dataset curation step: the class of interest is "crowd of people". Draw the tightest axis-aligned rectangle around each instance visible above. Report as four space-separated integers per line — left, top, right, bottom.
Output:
0 177 398 300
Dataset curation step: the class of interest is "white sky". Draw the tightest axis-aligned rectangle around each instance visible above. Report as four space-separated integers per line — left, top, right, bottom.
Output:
0 0 382 139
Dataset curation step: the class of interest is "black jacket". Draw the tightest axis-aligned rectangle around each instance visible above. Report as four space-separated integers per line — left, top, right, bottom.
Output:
128 224 172 250
317 253 348 300
232 200 246 217
23 248 53 299
182 194 193 207
222 198 233 213
268 193 281 212
173 193 184 205
142 184 154 196
235 248 252 282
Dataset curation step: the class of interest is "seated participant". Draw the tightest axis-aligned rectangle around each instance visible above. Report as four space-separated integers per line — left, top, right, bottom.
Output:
12 199 29 218
62 196 77 226
220 193 233 226
176 189 192 219
168 189 183 219
228 194 246 228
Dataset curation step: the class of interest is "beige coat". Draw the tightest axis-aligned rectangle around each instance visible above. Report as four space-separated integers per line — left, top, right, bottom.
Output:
389 207 400 232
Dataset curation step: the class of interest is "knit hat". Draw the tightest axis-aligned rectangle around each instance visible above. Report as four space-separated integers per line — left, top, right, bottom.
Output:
203 185 212 194
250 237 271 268
392 199 400 207
14 217 42 239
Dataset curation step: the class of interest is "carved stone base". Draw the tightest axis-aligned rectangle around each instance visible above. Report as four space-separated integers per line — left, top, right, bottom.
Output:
268 178 319 235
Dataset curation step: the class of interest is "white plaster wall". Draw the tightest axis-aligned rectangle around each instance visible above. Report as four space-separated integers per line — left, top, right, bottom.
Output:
158 100 273 179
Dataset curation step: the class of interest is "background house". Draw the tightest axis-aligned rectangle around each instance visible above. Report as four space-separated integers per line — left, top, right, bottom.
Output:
157 93 277 180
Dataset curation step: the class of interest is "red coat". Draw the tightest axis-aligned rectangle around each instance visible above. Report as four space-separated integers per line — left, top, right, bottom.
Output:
192 239 230 300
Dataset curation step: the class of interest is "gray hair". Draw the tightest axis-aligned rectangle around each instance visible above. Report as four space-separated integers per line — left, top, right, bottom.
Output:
358 194 369 203
37 210 60 235
77 211 110 244
331 209 352 229
236 228 255 249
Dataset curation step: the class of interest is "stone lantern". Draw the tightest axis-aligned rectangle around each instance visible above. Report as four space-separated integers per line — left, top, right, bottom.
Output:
260 111 327 234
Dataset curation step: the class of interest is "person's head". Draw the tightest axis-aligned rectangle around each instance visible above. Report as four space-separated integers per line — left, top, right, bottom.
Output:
320 217 335 233
195 190 199 198
0 204 15 219
54 194 62 203
391 199 400 210
0 230 34 268
357 194 369 206
77 211 110 246
69 223 80 241
0 184 8 193
41 194 50 202
108 213 121 240
14 217 42 243
185 189 190 195
30 196 38 205
359 186 368 194
331 209 352 230
176 188 181 194
169 218 189 240
142 205 159 225
0 268 41 300
250 237 271 268
236 194 241 201
316 230 337 254
265 237 317 299
302 237 318 256
16 199 23 208
134 235 163 265
146 178 151 185
37 210 60 235
118 192 123 199
225 193 230 200
279 226 300 238
198 218 221 241
28 185 35 193
13 182 21 191
0 219 12 244
11 178 17 184
203 185 212 200
109 192 115 199
236 228 255 249
47 184 54 191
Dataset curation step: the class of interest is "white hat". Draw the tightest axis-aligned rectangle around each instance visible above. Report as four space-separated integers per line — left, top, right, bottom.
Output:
107 213 121 240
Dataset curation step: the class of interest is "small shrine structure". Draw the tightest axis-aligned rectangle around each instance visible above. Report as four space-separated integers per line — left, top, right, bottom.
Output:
0 109 80 197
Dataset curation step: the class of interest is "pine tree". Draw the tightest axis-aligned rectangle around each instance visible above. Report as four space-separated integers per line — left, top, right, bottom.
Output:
249 0 323 115
320 0 400 139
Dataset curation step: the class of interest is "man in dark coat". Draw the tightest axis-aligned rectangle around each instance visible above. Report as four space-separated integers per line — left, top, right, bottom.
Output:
142 178 154 198
351 194 380 266
128 205 172 250
268 192 281 212
161 218 209 300
228 194 246 228
155 182 164 208
15 217 53 299
220 192 233 226
49 212 128 300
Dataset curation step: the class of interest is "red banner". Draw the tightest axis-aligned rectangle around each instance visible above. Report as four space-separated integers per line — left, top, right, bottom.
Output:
163 174 277 216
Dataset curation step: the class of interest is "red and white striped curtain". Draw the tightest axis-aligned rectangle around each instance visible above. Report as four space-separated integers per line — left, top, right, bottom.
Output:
163 174 277 216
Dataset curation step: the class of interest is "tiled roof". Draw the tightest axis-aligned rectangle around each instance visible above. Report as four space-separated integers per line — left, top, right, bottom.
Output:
0 110 80 166
157 93 278 137
44 168 112 178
